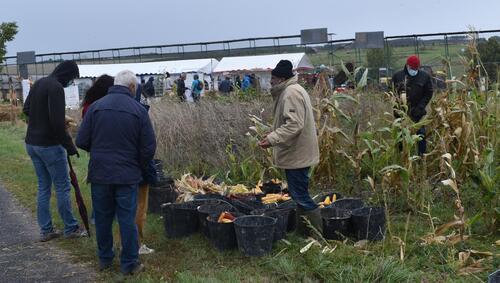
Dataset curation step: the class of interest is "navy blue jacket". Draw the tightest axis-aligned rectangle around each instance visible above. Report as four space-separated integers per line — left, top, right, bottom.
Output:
76 85 156 185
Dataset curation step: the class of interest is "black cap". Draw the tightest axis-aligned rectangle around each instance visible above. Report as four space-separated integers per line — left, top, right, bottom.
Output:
271 60 294 79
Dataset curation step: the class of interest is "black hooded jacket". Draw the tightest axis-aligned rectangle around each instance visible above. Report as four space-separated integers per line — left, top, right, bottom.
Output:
392 66 433 122
23 61 80 154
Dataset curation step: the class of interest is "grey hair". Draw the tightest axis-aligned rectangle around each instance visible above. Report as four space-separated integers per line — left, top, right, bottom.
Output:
114 70 137 88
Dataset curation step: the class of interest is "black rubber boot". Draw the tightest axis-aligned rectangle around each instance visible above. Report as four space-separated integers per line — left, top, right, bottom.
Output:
296 207 323 238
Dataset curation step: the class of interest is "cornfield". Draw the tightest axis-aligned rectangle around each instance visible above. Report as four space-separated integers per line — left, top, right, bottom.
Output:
151 34 498 238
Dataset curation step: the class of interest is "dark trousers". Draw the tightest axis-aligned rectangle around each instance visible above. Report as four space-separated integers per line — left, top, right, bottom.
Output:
416 126 427 156
91 183 139 273
285 167 318 211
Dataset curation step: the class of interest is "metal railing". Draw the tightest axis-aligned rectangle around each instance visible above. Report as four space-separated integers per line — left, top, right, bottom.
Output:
1 29 499 79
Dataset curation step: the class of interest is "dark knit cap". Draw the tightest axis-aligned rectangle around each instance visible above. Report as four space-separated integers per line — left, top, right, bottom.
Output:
271 60 294 79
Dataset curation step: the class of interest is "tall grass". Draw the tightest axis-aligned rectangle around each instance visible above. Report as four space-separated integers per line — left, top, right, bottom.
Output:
150 97 271 177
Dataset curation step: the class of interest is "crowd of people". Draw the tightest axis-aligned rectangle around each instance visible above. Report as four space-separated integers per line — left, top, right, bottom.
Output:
21 55 432 275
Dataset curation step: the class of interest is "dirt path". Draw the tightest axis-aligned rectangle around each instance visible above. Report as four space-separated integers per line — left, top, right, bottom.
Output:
0 185 95 283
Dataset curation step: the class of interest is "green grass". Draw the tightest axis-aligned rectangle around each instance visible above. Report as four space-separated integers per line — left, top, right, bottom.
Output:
309 43 469 77
0 122 497 283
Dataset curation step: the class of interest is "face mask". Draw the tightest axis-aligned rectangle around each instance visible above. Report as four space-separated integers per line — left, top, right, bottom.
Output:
407 66 418 77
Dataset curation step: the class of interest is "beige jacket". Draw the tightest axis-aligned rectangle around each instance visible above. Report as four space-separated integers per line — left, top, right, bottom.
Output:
266 76 320 169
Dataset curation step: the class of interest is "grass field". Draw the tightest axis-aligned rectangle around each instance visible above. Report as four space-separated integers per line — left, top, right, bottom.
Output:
0 122 497 283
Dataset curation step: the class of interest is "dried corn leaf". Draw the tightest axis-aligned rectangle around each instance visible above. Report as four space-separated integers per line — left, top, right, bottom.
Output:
441 179 459 195
354 240 369 249
469 250 493 257
300 240 317 254
366 176 375 191
435 219 463 236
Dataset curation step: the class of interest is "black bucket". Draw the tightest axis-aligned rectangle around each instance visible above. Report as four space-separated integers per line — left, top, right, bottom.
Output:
228 198 265 214
234 215 276 257
155 175 174 187
206 212 243 251
261 181 282 194
193 193 224 201
321 207 351 240
162 202 200 238
278 200 297 232
351 207 386 241
331 198 364 211
251 208 290 241
198 203 237 237
148 185 178 214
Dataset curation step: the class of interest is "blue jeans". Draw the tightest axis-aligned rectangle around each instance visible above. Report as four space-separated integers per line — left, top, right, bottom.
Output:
91 183 139 273
285 167 318 211
26 144 79 236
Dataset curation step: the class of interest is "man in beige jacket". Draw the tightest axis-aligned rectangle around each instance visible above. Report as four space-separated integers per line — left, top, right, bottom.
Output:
258 60 322 237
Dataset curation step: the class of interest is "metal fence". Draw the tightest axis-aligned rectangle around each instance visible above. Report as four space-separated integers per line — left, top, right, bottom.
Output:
1 29 499 81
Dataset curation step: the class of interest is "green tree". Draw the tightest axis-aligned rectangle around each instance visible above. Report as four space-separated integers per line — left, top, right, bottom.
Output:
0 22 18 72
366 45 394 80
476 37 500 82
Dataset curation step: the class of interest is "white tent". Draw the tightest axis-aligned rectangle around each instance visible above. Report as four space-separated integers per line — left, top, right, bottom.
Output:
212 53 313 90
214 53 313 73
78 58 219 78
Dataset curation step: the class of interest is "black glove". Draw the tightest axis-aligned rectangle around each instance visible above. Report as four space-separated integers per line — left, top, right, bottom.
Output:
410 107 426 122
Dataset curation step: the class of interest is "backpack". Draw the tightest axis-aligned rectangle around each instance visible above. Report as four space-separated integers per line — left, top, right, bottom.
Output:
197 80 204 91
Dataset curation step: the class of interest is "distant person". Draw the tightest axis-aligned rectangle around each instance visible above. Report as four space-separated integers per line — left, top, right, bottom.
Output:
333 62 354 88
176 73 187 102
235 75 242 89
218 76 233 95
191 74 203 102
163 72 173 95
258 60 321 238
81 74 114 117
23 60 86 242
392 55 433 155
76 70 156 275
241 74 252 91
204 79 209 91
143 77 155 98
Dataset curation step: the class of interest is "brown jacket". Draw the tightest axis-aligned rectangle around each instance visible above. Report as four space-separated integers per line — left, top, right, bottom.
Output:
266 76 320 169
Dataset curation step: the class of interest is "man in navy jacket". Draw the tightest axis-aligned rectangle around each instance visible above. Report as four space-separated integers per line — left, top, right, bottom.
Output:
76 70 156 275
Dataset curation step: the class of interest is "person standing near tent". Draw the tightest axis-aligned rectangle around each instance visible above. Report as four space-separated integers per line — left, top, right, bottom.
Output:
258 60 322 237
143 77 155 99
191 74 203 102
76 70 156 275
218 76 233 95
235 75 242 90
163 72 173 96
241 74 252 91
392 55 433 156
23 60 86 242
176 73 187 102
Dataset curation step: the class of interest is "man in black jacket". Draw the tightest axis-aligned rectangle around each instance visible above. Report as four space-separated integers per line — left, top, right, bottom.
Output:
392 55 433 155
176 73 187 102
23 60 84 242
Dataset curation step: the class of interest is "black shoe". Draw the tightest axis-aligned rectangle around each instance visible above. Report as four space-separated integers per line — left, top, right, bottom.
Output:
40 230 62 242
99 262 113 272
64 228 88 239
122 263 145 276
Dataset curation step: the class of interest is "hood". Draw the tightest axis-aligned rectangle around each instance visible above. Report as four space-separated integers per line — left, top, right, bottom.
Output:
148 77 154 82
271 75 298 99
50 61 79 87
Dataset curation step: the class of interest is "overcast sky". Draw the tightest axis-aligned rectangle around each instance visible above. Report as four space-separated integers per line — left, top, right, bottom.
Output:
3 0 499 56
